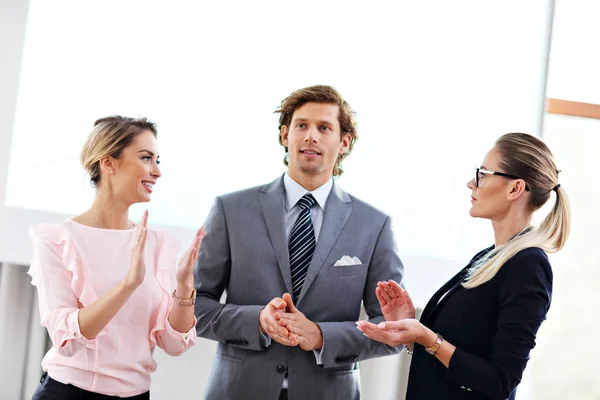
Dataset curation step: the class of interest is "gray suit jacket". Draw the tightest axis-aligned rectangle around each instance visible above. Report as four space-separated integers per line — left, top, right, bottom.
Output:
194 175 404 400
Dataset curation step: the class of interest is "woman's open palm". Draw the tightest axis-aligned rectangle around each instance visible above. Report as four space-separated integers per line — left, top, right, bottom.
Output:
127 210 149 288
376 280 416 321
176 227 206 288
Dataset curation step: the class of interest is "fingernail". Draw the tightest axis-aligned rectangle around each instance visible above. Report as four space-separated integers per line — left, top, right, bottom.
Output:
378 322 386 328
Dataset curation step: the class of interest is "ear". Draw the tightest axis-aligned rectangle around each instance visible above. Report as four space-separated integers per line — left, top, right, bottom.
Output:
507 179 527 201
281 126 289 148
339 133 351 155
99 156 115 174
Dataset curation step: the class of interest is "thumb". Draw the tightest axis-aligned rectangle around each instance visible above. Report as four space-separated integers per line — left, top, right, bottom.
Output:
282 293 298 312
377 320 405 331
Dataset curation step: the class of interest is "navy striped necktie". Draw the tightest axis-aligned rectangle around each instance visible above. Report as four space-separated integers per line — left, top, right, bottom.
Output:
289 193 317 301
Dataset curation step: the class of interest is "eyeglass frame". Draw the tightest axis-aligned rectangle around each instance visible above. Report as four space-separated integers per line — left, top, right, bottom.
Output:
475 167 530 191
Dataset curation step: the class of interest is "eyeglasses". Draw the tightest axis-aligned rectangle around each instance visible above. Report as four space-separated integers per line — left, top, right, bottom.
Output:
475 168 530 191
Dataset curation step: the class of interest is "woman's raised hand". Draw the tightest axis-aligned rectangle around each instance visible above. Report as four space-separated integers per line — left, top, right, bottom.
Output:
376 280 416 321
126 210 149 289
176 227 206 289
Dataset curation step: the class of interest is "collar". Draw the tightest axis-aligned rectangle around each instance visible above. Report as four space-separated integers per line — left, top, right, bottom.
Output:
283 172 333 212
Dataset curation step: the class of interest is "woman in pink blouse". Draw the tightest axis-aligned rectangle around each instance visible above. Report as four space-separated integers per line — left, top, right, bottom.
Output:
30 116 203 399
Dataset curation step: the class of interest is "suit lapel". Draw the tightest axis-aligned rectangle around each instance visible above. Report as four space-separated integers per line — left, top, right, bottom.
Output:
297 184 352 305
258 176 293 294
420 246 494 325
420 269 467 325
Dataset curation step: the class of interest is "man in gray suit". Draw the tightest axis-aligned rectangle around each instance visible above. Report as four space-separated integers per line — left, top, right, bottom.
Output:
194 85 404 400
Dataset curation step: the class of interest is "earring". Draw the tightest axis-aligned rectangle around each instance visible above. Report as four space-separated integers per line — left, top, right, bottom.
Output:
110 170 114 175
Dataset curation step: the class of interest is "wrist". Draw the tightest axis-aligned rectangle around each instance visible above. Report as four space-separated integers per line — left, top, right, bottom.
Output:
120 278 140 293
419 327 438 348
172 286 196 307
176 275 194 289
423 331 444 356
311 322 323 350
259 308 266 334
175 285 195 298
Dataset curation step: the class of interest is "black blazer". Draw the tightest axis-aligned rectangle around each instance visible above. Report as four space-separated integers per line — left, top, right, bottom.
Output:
406 246 552 400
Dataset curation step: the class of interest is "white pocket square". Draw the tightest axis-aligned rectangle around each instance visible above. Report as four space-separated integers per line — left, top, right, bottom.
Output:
333 255 362 266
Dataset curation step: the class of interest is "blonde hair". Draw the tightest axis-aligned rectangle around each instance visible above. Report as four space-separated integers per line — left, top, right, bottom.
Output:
80 116 157 186
463 133 571 288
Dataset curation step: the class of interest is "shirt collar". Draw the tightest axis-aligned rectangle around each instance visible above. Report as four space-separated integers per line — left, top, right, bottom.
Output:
283 172 333 212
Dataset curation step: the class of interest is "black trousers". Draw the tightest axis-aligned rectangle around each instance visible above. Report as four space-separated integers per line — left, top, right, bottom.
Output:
32 372 150 400
278 389 288 400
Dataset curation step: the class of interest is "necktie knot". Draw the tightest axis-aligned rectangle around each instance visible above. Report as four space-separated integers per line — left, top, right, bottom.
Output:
297 193 316 211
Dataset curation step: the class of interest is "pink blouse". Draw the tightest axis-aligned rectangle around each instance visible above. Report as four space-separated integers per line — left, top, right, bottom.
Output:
28 220 196 397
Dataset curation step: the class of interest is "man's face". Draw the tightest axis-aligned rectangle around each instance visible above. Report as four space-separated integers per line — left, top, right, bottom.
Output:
281 102 350 184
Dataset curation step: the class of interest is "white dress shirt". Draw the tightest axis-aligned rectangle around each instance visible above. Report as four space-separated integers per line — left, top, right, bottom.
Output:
261 173 333 388
283 172 332 242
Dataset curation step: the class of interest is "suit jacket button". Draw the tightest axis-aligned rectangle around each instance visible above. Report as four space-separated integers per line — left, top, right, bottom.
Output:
276 365 286 374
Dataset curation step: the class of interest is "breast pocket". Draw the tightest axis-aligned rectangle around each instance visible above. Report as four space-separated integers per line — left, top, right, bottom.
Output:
325 263 367 277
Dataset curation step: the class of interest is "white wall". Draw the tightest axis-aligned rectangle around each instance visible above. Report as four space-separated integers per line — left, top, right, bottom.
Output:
546 0 600 103
1 0 554 267
0 1 556 399
532 4 600 395
530 114 600 399
0 0 31 265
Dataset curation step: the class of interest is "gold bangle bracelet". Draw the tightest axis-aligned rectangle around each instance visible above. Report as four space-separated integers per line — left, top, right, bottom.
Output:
172 288 196 306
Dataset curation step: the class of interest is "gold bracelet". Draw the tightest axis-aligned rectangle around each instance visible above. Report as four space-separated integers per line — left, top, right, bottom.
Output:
172 288 196 306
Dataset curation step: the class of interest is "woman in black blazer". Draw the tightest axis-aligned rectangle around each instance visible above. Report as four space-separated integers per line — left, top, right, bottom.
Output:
357 133 571 400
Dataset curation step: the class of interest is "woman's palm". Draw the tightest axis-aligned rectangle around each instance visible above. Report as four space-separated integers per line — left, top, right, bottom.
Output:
376 280 416 322
381 294 415 321
176 228 205 287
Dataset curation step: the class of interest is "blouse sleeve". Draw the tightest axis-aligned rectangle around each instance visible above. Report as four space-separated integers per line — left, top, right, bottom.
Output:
150 230 196 356
446 248 552 399
28 224 97 357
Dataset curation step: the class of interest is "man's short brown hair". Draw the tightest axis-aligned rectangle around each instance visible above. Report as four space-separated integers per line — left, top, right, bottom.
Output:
275 85 358 177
